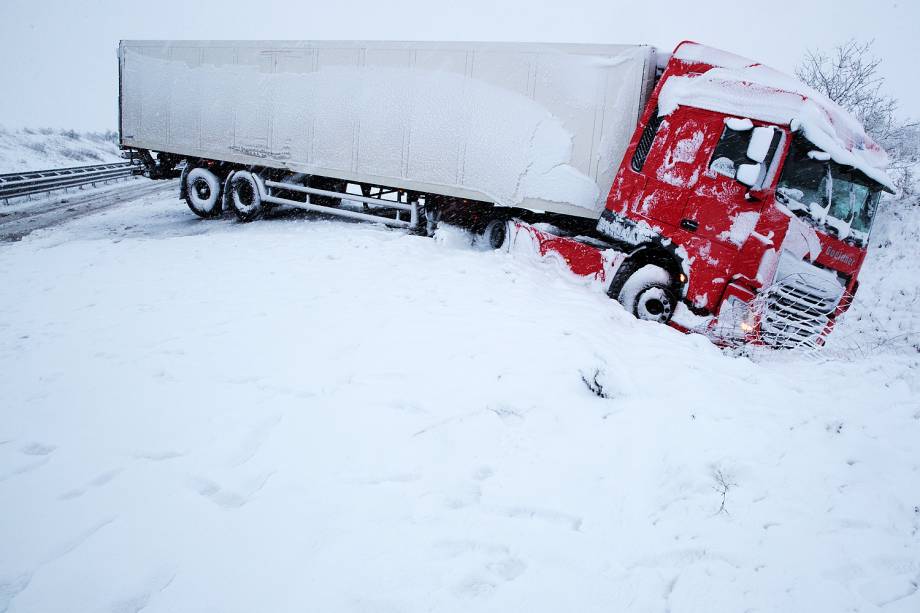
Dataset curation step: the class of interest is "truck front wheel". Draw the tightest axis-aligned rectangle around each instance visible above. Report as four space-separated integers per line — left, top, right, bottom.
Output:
184 167 223 218
616 264 676 324
227 171 265 222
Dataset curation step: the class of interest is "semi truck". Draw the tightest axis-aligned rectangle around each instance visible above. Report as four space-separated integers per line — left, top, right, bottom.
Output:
118 40 894 348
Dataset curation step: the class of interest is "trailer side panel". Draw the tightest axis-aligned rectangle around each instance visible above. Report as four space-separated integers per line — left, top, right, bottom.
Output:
120 40 655 219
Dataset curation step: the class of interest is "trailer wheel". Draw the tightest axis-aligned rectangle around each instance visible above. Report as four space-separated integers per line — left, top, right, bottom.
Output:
228 171 265 222
616 264 676 324
479 218 509 250
184 167 223 218
422 201 441 237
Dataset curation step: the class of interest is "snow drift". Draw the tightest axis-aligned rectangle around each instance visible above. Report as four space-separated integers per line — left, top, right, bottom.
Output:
0 180 918 612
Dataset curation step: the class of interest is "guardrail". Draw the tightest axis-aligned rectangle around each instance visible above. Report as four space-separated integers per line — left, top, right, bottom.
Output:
0 162 142 202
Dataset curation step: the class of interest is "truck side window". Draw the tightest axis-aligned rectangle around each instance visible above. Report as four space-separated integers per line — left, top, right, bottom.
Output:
630 108 664 172
708 126 750 179
709 124 782 188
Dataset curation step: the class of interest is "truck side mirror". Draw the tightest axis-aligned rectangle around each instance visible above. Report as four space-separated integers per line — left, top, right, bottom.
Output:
746 127 774 163
736 163 763 187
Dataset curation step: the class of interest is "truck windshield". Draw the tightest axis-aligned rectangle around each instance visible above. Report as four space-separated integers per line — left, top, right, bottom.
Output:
776 136 882 243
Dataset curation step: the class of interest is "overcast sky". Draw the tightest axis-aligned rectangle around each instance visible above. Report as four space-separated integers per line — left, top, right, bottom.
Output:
1 0 917 132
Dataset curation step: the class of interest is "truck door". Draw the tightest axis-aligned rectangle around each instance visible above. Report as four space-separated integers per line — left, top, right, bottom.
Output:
682 118 784 248
630 109 721 229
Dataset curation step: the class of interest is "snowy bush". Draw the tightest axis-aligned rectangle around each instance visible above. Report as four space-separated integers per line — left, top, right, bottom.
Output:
796 40 918 195
0 126 123 173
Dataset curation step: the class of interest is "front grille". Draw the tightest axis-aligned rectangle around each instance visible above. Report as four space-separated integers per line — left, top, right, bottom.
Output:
758 257 845 349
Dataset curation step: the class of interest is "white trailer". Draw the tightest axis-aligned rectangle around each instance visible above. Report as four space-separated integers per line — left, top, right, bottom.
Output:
119 40 656 227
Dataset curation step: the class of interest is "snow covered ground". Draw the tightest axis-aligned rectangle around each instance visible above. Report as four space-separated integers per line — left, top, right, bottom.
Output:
0 127 123 173
0 184 918 612
825 192 920 357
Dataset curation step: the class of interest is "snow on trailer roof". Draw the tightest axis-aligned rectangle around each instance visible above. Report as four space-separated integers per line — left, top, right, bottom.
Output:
657 42 895 192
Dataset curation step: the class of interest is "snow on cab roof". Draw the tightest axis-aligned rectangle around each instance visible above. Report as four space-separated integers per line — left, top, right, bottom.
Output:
658 42 895 192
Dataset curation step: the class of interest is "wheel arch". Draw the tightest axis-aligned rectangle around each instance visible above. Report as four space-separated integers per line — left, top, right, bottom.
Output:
607 243 687 301
179 161 192 201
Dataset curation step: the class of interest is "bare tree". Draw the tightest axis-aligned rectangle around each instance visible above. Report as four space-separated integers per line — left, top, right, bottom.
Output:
796 40 899 141
796 40 917 194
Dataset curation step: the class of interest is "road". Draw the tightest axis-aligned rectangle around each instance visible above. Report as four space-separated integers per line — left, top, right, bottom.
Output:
0 177 176 242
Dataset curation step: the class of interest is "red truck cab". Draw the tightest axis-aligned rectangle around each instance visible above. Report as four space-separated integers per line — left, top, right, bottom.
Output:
585 41 894 348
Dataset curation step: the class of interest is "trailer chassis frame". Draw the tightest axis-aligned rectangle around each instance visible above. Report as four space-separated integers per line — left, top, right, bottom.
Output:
259 178 421 230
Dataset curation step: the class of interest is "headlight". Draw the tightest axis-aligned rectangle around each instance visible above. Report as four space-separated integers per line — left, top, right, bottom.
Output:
717 295 756 339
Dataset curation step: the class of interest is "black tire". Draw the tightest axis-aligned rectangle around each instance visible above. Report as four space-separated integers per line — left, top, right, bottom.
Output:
227 171 265 222
184 167 223 218
479 218 509 250
422 201 441 237
615 264 676 324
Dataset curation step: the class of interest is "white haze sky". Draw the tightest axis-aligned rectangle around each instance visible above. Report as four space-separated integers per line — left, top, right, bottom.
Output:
1 0 917 132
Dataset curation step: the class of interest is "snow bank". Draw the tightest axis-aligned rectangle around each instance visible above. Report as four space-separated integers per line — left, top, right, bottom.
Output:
0 192 917 612
659 43 894 191
0 127 122 173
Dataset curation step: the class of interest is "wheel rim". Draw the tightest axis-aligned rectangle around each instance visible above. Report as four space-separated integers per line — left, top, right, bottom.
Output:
636 287 673 323
645 298 665 316
236 180 254 208
194 179 211 201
